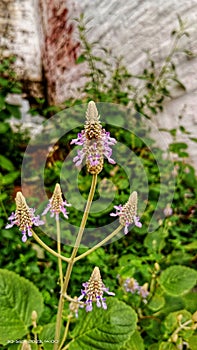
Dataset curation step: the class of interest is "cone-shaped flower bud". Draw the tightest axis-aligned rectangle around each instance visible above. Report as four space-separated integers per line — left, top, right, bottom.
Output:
42 183 71 219
110 191 142 234
71 101 116 174
78 266 115 312
5 192 44 242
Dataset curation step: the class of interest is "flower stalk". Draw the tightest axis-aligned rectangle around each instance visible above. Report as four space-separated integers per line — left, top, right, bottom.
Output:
54 174 98 349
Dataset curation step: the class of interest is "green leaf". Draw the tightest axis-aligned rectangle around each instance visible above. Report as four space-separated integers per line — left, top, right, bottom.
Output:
39 323 64 350
0 155 15 171
144 229 168 253
188 335 197 350
160 266 197 296
148 294 165 311
159 343 176 350
6 103 21 119
76 55 86 64
164 309 192 334
0 269 44 345
120 330 144 350
69 298 137 350
0 122 9 133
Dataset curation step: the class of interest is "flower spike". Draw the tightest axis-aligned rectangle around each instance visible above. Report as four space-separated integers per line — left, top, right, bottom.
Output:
5 192 44 242
78 266 115 312
42 183 71 219
110 191 142 234
71 101 117 174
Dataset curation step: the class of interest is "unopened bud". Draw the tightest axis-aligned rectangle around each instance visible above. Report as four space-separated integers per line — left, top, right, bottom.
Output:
177 314 183 323
21 340 31 350
154 262 160 271
31 310 38 322
171 333 178 343
192 311 197 322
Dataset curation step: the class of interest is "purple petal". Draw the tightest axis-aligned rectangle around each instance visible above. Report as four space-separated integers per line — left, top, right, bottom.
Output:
8 212 16 221
42 204 51 216
86 302 93 312
22 234 27 242
5 222 14 229
124 224 129 235
134 216 142 228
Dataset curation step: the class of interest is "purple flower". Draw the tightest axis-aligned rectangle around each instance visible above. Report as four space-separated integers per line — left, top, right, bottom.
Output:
5 192 44 242
138 283 149 301
163 203 173 217
78 267 115 312
124 278 140 293
110 191 142 234
71 101 117 174
42 183 71 219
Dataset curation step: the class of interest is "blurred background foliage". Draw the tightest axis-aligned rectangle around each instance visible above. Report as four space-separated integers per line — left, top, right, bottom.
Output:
0 14 196 348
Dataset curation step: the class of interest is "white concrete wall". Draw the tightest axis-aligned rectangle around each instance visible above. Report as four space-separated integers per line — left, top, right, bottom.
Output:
0 0 196 167
0 0 43 97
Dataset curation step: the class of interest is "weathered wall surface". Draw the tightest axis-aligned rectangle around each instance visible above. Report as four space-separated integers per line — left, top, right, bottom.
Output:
0 0 196 167
0 0 43 98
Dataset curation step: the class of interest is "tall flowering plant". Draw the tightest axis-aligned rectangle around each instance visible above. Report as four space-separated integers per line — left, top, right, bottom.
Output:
4 101 144 349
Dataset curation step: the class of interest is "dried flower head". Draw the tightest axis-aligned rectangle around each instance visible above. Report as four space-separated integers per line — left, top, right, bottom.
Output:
5 192 44 242
78 266 115 312
42 183 71 219
71 101 116 174
110 191 142 234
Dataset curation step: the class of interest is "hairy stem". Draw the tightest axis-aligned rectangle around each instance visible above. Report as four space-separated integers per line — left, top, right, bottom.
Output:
54 174 97 350
56 216 63 290
74 224 123 262
31 230 70 263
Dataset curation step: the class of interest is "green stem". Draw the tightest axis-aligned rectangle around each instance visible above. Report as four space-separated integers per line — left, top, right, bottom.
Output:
31 230 70 263
56 216 63 290
58 314 72 350
54 174 97 350
74 224 123 262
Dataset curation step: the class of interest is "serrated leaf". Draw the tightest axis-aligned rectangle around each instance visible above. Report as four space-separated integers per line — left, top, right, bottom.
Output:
69 298 137 350
160 266 197 296
148 294 165 311
0 269 43 345
120 330 144 350
39 323 64 350
164 309 192 334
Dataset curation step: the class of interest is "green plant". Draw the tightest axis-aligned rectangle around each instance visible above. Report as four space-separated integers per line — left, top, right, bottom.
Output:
1 102 197 350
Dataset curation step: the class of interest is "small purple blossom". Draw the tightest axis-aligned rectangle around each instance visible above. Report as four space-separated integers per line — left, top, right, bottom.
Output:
110 191 142 234
124 278 149 302
124 278 140 293
5 192 44 242
138 283 149 302
163 203 173 217
42 183 71 219
78 267 115 312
